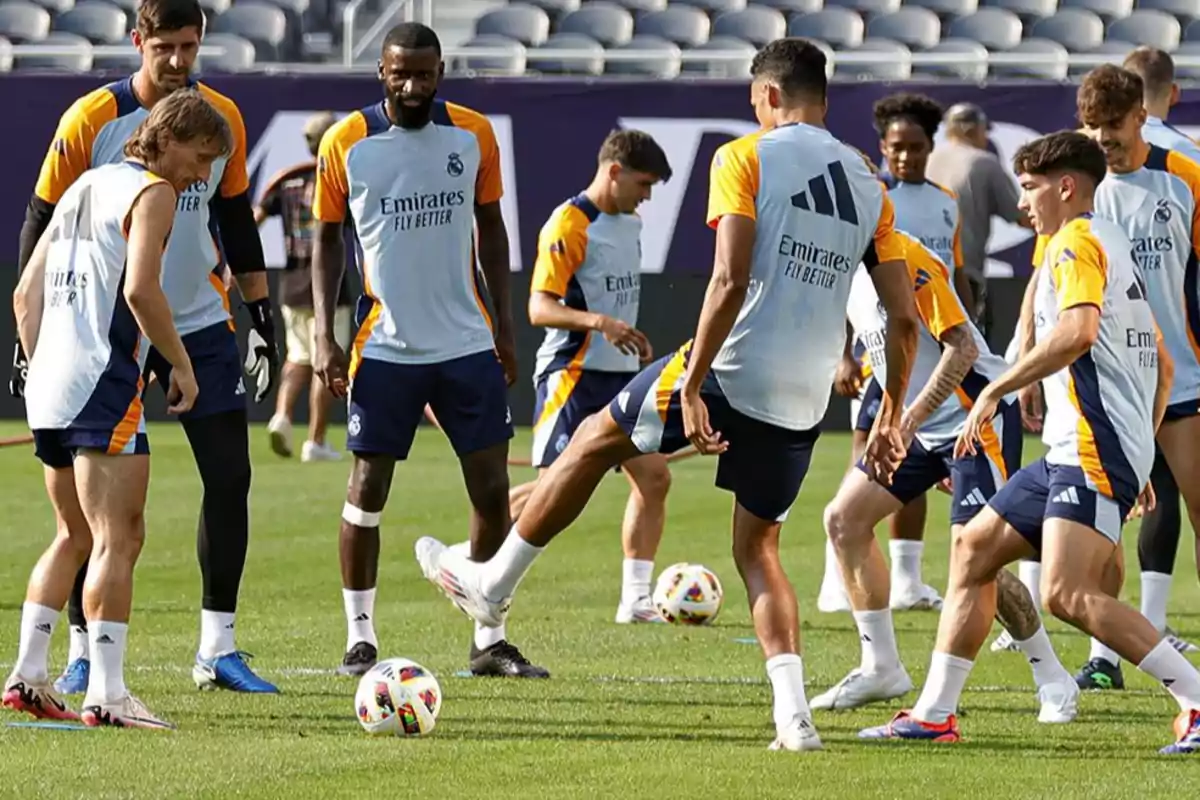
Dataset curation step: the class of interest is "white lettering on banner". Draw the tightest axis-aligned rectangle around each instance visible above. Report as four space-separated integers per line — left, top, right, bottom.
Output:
245 111 522 270
617 117 760 274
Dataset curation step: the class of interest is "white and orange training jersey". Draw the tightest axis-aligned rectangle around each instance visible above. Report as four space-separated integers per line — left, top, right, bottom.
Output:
705 122 907 430
314 99 502 372
26 161 171 438
847 233 1008 447
1035 214 1160 500
880 175 963 270
33 77 248 336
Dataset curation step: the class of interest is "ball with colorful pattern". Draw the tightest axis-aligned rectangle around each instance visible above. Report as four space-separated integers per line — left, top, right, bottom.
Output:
354 657 442 736
652 563 724 625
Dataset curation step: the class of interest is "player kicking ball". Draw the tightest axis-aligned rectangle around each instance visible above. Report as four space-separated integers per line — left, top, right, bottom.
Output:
810 232 1068 718
3 91 228 729
860 130 1200 755
416 37 921 752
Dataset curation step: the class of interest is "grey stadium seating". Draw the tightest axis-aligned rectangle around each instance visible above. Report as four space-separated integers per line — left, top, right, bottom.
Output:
455 33 528 74
671 0 747 13
1032 8 1107 52
608 0 667 11
557 2 634 46
1139 0 1200 26
1174 38 1200 74
55 1 127 45
750 0 822 12
1106 8 1182 48
787 7 865 48
476 4 552 46
604 33 681 76
911 36 988 80
1060 0 1135 23
825 0 902 18
947 8 1024 49
867 7 942 50
636 6 711 48
198 31 256 72
16 30 92 69
0 1 50 44
527 30 605 73
208 1 288 60
682 33 756 73
991 36 1070 79
840 36 912 79
984 0 1057 25
711 6 786 46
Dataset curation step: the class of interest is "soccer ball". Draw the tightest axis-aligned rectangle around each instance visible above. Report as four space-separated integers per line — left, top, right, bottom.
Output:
653 563 724 625
354 657 442 736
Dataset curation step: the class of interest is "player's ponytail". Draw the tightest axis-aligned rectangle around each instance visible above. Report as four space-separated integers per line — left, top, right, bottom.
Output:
124 88 233 164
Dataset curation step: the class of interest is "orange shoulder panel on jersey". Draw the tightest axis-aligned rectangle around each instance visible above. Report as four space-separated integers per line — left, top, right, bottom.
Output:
312 112 369 224
1164 149 1200 259
1032 233 1048 267
1048 220 1107 312
34 86 119 205
904 234 968 338
871 191 907 263
445 102 503 206
197 83 249 198
928 180 957 201
706 132 763 228
531 203 590 298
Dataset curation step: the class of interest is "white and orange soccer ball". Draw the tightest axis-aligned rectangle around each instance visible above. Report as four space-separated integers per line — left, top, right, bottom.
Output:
653 563 724 625
354 657 442 736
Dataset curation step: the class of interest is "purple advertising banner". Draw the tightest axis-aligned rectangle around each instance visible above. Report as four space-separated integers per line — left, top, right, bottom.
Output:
3 75 1200 278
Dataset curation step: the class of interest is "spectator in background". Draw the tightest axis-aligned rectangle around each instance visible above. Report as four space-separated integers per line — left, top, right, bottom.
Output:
1123 47 1200 163
260 111 353 462
925 103 1030 339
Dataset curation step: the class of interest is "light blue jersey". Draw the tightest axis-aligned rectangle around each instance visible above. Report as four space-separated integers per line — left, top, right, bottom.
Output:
1143 116 1200 166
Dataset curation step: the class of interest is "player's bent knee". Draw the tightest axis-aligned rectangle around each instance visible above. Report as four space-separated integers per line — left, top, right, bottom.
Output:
627 456 671 500
949 524 1003 585
823 497 868 549
342 502 382 528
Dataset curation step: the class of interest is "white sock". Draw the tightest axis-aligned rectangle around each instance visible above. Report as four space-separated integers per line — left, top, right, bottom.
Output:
14 603 58 684
821 537 847 596
889 539 924 589
911 652 973 723
474 621 507 651
621 558 654 606
343 588 378 650
1089 637 1121 668
1018 561 1042 611
198 610 236 660
853 608 901 674
1140 571 1172 633
85 620 128 706
68 624 89 663
480 527 544 600
1013 625 1074 688
765 653 810 732
1138 637 1200 712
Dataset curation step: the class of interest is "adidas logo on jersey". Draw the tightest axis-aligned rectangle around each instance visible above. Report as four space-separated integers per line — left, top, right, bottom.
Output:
959 487 988 508
1051 487 1081 505
790 160 860 225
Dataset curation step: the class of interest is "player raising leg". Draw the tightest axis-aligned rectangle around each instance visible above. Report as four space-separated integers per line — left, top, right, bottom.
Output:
3 91 231 728
860 130 1200 754
415 38 921 751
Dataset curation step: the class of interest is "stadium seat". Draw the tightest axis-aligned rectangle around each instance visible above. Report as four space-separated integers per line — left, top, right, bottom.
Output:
670 0 748 13
947 8 1022 49
1138 0 1200 26
604 33 681 76
712 6 786 45
454 33 528 75
523 0 583 17
991 36 1069 78
982 0 1057 24
1066 38 1134 75
474 4 551 47
606 0 667 11
910 36 987 79
1172 38 1200 75
748 0 823 12
101 0 136 13
526 30 604 73
557 3 635 47
681 33 756 75
636 6 710 47
1186 15 1200 36
1031 8 1105 51
824 0 901 18
836 36 911 78
866 7 941 49
1107 9 1181 48
208 1 287 61
903 0 979 18
29 0 73 18
788 8 865 48
15 30 91 69
198 0 231 16
1058 0 1133 23
55 1 126 44
198 31 256 72
0 1 49 43
91 44 137 70
0 35 10 70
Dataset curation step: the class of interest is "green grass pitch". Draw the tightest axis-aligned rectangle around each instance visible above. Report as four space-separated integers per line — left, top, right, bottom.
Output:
1 420 1198 798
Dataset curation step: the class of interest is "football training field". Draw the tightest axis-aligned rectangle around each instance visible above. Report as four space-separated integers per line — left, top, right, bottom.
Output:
1 421 1198 797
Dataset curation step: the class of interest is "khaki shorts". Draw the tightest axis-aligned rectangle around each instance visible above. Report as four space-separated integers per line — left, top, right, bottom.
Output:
282 305 353 366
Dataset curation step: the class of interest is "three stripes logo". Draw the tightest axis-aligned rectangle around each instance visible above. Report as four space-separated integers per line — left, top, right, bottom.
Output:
791 160 859 225
913 268 932 291
959 487 988 508
1051 487 1082 505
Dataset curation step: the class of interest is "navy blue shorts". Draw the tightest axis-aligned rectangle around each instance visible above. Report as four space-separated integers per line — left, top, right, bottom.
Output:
33 428 150 469
143 322 245 420
1163 399 1200 422
347 350 513 460
852 377 882 433
608 344 819 523
531 368 636 468
856 400 1023 525
989 458 1134 551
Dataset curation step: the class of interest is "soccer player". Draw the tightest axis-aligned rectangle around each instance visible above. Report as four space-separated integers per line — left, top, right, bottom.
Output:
859 130 1200 755
258 111 354 463
3 91 230 729
512 129 675 624
810 233 1064 716
9 0 280 696
311 23 545 679
819 94 970 615
415 37 921 751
